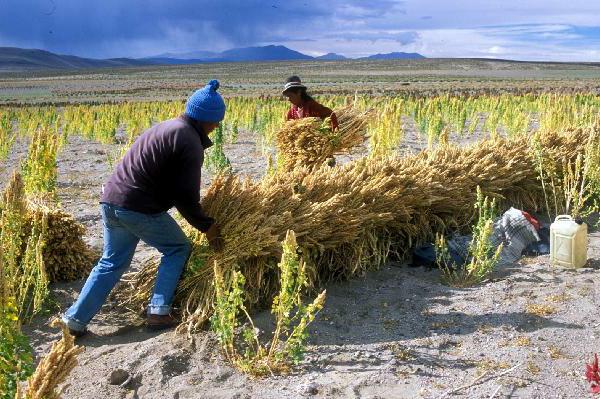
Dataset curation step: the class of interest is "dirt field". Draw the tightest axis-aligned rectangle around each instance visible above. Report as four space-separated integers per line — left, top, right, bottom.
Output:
1 120 597 399
1 59 600 105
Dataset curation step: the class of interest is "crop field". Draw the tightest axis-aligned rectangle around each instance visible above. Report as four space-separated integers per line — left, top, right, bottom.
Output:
1 60 600 399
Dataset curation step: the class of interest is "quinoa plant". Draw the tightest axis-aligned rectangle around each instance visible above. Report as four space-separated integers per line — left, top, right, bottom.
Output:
268 231 326 365
0 174 34 399
0 297 34 399
205 123 231 174
0 173 50 322
106 121 140 169
21 128 59 199
562 125 600 219
211 230 326 376
531 133 560 221
532 122 600 221
16 211 49 322
0 173 27 294
437 187 503 287
0 112 16 162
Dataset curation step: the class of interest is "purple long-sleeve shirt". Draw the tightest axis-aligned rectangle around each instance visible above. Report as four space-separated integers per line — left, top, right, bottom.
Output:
101 114 215 232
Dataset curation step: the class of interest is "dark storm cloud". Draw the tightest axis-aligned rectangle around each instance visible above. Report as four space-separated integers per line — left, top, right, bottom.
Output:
2 0 599 61
0 0 403 57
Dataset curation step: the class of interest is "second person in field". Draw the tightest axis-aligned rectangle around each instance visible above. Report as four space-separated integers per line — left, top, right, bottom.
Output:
282 76 338 131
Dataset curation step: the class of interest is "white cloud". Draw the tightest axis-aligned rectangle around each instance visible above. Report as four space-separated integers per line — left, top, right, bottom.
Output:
488 46 505 55
280 0 600 61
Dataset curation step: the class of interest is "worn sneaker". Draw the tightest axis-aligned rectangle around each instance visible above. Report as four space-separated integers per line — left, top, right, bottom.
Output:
146 314 178 331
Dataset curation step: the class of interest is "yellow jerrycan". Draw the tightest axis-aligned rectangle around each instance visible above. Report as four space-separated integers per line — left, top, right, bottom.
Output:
550 215 588 268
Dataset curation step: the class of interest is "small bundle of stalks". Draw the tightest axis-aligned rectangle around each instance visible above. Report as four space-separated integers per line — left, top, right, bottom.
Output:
276 107 373 171
120 126 593 334
17 319 84 399
26 200 96 283
1 173 96 284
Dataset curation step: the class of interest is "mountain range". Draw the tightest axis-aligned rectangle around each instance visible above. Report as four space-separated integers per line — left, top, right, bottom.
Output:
0 45 425 71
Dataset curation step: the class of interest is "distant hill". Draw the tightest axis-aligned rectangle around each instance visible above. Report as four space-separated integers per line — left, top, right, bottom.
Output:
147 45 313 63
360 52 425 60
0 47 152 71
316 52 347 60
147 50 217 59
0 45 427 71
210 45 313 62
140 57 206 65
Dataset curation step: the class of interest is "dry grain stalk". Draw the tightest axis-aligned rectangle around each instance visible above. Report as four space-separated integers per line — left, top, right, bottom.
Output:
18 319 84 399
276 107 373 171
120 127 590 334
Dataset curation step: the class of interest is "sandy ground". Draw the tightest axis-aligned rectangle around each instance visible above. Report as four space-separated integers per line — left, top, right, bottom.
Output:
3 123 599 399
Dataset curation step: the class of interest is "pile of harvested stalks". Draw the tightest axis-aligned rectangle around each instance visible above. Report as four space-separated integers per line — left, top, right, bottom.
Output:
27 201 96 283
120 126 594 335
17 319 84 399
276 107 373 171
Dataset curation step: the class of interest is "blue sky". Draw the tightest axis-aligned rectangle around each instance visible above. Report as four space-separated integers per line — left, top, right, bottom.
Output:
0 0 599 61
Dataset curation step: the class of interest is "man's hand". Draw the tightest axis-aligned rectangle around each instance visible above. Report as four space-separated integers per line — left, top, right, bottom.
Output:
205 223 225 252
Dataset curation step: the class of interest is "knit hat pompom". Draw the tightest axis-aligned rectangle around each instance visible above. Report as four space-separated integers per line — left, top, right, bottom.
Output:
207 79 220 91
185 79 226 122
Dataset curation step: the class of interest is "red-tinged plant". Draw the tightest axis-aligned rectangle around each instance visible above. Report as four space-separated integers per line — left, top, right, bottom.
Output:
587 353 600 394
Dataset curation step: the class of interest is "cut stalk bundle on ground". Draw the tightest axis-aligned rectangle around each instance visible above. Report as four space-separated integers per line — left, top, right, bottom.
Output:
17 319 84 399
1 173 96 287
26 200 96 283
120 126 594 335
275 107 373 171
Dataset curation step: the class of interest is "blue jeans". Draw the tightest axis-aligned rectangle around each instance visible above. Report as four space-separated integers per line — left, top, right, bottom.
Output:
63 203 191 331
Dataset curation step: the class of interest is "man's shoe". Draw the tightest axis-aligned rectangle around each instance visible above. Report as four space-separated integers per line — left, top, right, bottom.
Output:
68 327 87 338
146 314 178 331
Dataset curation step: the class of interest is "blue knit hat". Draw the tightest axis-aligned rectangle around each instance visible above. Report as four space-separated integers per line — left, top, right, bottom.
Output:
185 79 226 122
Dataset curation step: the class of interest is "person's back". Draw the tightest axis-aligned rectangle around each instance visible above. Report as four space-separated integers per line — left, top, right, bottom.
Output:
102 116 208 218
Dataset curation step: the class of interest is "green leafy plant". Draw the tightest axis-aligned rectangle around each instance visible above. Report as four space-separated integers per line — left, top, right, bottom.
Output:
0 297 34 399
0 112 16 163
437 187 503 287
16 211 49 322
531 133 559 221
531 123 600 221
205 124 231 173
21 127 59 200
562 125 600 219
211 230 326 376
